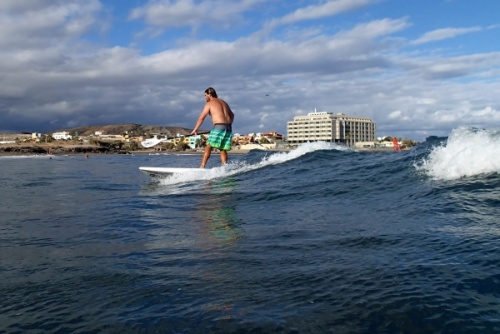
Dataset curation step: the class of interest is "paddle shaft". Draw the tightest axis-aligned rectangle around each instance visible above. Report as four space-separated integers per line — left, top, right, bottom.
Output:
141 131 210 148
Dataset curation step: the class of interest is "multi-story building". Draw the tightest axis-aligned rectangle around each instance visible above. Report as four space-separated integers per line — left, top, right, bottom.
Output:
286 111 376 146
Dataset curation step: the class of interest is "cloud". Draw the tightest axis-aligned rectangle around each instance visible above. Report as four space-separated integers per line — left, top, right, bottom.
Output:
129 0 266 30
411 26 482 45
403 52 500 80
268 0 375 27
1 1 499 141
0 0 102 48
0 0 58 12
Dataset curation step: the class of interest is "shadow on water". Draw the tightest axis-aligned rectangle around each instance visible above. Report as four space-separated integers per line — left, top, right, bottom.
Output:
195 178 245 246
139 175 245 248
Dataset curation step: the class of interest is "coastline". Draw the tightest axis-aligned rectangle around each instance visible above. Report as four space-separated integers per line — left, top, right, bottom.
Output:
0 142 408 156
0 142 253 156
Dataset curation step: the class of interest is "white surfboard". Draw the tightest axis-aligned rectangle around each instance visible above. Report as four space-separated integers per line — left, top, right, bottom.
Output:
139 166 209 176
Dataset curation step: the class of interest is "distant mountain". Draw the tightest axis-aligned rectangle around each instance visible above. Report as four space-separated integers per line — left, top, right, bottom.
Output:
56 123 202 137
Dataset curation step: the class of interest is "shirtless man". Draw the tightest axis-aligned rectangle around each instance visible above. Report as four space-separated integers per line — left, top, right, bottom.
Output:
191 87 235 168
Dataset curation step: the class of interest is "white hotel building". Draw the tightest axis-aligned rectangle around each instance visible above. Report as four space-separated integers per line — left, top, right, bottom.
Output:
287 111 376 146
52 131 72 140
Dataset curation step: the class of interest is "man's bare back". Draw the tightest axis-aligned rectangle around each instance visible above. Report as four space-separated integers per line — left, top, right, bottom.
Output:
205 98 234 125
192 91 234 134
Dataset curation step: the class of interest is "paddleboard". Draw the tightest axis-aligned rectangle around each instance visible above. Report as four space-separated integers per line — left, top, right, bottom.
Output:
139 166 208 177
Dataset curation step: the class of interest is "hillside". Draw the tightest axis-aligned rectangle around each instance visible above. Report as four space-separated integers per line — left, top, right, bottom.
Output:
56 123 200 137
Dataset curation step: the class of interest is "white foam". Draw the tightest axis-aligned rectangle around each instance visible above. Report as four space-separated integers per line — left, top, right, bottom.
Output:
158 141 347 186
0 154 55 159
415 127 500 180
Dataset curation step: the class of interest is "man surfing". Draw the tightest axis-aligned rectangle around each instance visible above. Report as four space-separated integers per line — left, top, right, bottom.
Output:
191 87 235 168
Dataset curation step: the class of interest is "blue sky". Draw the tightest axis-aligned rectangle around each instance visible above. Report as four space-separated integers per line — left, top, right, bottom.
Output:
1 0 499 141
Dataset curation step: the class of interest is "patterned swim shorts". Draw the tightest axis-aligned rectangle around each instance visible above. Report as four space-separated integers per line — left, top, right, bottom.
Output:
207 123 233 151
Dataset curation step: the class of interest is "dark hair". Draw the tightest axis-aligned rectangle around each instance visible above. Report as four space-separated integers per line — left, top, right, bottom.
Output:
205 87 218 98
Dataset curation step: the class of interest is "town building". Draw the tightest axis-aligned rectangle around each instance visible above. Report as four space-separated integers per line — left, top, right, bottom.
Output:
286 111 376 146
52 131 72 140
188 135 204 149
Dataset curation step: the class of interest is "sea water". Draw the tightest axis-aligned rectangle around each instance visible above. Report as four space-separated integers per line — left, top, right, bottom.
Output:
1 127 499 333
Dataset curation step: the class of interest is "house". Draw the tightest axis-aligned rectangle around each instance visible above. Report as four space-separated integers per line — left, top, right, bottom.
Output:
52 131 72 140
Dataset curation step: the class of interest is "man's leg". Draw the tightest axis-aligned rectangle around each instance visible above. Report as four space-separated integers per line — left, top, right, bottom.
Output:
200 145 212 168
220 150 228 165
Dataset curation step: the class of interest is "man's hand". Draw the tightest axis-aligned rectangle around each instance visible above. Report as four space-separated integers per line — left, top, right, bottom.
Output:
191 129 197 136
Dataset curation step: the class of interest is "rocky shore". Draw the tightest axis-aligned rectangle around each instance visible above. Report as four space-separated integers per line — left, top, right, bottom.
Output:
0 142 254 156
0 142 404 156
0 143 124 155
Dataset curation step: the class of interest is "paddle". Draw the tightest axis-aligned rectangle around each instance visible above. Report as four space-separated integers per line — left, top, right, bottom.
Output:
141 137 169 148
140 131 209 148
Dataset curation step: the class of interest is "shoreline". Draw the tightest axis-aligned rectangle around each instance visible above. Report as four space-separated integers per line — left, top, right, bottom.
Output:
0 143 254 156
0 142 407 156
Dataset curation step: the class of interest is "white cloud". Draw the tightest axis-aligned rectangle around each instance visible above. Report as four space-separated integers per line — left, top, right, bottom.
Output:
0 0 103 53
411 26 482 45
407 52 500 80
269 0 375 27
1 1 499 141
472 106 499 119
129 0 265 29
0 0 55 12
333 18 409 47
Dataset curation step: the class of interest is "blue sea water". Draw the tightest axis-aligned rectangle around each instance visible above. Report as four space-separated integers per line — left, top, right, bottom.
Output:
1 127 499 333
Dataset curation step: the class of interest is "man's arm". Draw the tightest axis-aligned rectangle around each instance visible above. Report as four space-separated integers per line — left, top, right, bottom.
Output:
191 104 210 135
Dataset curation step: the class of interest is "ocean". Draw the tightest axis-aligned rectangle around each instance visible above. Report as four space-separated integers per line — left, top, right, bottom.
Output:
1 127 499 333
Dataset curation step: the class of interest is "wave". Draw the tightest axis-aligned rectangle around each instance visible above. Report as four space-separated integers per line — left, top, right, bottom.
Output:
148 142 349 192
0 154 55 159
415 127 500 180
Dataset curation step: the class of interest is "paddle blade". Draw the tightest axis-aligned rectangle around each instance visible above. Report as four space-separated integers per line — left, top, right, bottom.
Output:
141 138 162 148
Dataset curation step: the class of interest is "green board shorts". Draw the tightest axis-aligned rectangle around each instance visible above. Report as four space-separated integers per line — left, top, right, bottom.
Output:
207 123 233 151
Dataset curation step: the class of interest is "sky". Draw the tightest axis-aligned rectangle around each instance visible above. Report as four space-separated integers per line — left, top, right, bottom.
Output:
1 0 499 141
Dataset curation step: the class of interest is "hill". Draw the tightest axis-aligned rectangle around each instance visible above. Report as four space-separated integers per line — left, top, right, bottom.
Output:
56 123 200 137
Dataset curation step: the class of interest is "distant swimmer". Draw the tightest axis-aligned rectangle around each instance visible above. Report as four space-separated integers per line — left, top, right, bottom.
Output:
392 138 401 152
191 87 235 168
